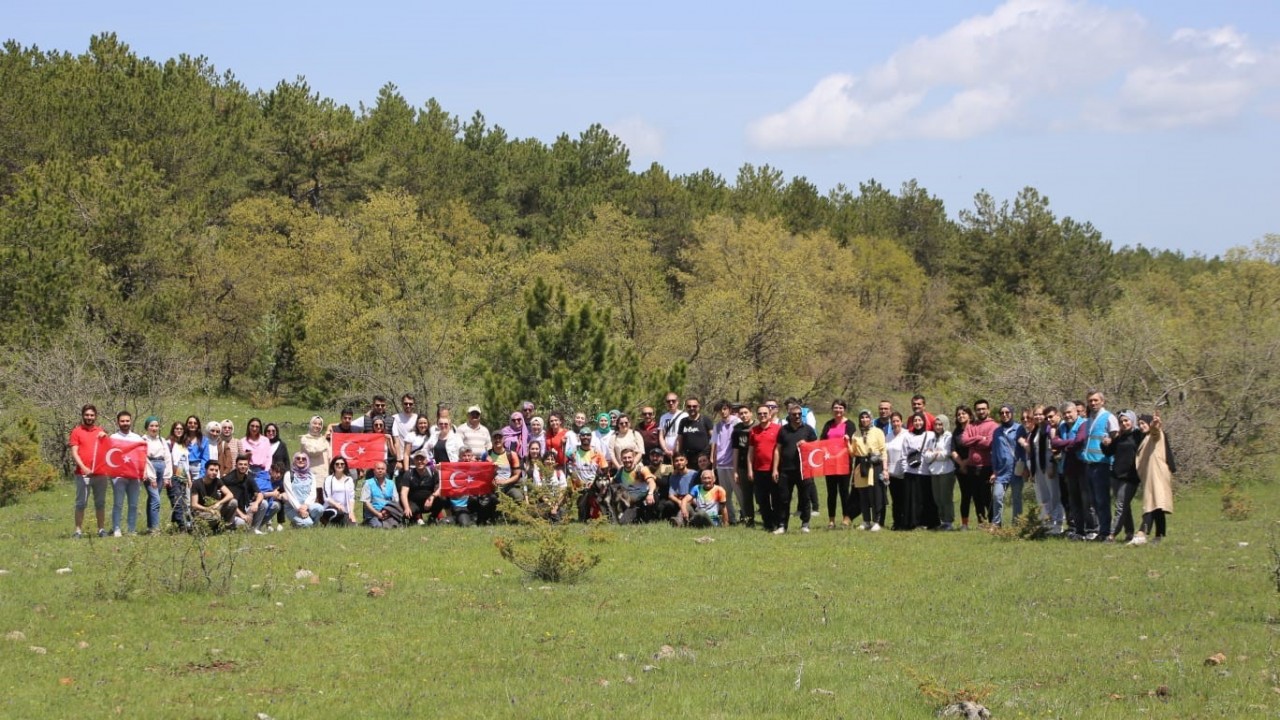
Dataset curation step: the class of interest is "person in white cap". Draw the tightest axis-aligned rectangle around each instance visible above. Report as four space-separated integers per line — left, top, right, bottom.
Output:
457 405 492 460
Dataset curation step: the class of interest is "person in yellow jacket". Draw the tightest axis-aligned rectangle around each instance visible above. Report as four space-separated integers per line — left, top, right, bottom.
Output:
849 410 888 531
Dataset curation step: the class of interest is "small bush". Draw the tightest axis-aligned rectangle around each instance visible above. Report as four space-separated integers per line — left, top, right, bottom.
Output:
0 417 59 507
1221 480 1252 521
990 498 1048 541
493 490 600 583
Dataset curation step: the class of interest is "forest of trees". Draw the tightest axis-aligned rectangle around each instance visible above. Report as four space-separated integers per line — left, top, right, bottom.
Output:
0 34 1276 479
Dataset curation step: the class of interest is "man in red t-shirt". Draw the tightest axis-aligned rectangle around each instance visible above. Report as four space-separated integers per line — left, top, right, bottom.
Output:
69 404 109 538
747 403 782 531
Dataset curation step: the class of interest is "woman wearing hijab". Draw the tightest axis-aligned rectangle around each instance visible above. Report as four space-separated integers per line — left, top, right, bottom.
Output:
1130 414 1175 545
500 412 526 459
592 412 616 468
142 416 174 534
1102 410 1142 542
925 414 956 530
283 452 324 527
299 416 331 477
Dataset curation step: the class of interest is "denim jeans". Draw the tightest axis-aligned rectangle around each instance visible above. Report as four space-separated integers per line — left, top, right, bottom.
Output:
111 478 141 532
1086 463 1112 537
991 479 1009 527
285 502 325 527
1007 475 1025 519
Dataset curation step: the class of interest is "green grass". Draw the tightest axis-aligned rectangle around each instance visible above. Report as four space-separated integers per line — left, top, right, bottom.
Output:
0 481 1276 718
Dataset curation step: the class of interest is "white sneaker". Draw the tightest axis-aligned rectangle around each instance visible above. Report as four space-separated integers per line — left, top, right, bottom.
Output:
253 528 265 535
801 525 811 533
857 523 868 531
870 523 882 532
1127 535 1147 546
772 527 785 535
275 523 284 532
112 529 122 538
265 524 274 533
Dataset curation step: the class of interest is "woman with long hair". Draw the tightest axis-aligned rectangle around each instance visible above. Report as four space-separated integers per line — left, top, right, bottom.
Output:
168 421 192 530
951 405 983 529
321 457 356 527
1024 404 1064 533
183 415 209 483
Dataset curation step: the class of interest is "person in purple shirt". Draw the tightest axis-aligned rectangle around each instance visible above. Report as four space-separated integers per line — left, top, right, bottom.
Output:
707 400 741 525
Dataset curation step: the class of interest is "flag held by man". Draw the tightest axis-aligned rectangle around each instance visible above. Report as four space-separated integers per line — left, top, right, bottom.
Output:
799 438 850 479
438 462 497 498
331 433 386 470
93 436 148 480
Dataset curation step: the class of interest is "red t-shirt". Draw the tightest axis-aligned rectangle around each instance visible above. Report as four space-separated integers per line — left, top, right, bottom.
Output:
748 423 781 472
545 428 568 465
69 424 102 473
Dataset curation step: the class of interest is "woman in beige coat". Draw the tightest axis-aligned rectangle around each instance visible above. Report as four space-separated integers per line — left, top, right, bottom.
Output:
1129 414 1176 546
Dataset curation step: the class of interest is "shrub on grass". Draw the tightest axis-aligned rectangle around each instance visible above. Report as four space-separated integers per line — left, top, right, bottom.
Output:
990 498 1048 541
0 417 58 507
493 488 600 583
1221 479 1252 521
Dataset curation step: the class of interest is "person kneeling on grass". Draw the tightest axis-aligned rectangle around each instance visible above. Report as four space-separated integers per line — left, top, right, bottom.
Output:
611 448 657 524
680 470 729 528
254 463 287 533
399 452 446 525
282 453 324 528
661 454 698 524
361 461 403 529
222 455 266 533
190 460 236 532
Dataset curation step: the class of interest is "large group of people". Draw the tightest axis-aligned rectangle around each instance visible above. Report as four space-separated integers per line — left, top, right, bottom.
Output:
67 390 1176 545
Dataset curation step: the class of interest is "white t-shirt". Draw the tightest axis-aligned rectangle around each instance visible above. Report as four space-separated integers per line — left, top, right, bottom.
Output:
392 412 419 445
659 411 686 453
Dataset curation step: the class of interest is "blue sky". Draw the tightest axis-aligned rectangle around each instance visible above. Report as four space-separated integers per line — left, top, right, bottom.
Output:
5 0 1278 257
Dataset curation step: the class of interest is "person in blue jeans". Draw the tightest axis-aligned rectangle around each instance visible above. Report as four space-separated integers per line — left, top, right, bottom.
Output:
989 405 1019 528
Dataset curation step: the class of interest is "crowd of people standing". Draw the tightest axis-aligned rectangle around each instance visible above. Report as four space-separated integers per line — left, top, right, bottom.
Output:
67 390 1176 545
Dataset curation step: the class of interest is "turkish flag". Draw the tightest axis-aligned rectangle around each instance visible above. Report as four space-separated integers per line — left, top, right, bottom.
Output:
438 462 497 498
332 433 385 470
94 437 148 480
799 438 851 479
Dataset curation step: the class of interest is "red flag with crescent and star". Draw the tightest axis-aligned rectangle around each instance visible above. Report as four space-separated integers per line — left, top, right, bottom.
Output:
93 436 148 480
798 437 850 480
437 462 497 498
331 432 386 470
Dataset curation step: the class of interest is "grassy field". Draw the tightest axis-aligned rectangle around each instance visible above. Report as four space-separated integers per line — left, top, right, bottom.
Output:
0 477 1275 719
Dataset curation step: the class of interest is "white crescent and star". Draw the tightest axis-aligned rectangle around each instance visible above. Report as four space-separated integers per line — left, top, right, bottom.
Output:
806 447 827 468
104 448 124 468
338 442 354 461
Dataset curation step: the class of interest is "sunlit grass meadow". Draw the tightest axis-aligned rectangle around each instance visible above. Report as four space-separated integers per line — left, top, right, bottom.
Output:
0 476 1275 718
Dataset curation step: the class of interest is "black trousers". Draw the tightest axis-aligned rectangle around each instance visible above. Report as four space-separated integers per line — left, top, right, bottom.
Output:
738 466 756 523
774 468 813 530
888 475 908 530
825 473 852 520
754 470 777 529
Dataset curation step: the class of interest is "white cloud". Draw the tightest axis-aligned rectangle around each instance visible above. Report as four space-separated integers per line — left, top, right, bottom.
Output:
749 0 1280 149
605 117 665 164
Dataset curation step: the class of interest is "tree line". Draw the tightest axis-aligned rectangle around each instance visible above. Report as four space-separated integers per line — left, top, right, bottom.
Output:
0 34 1275 480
